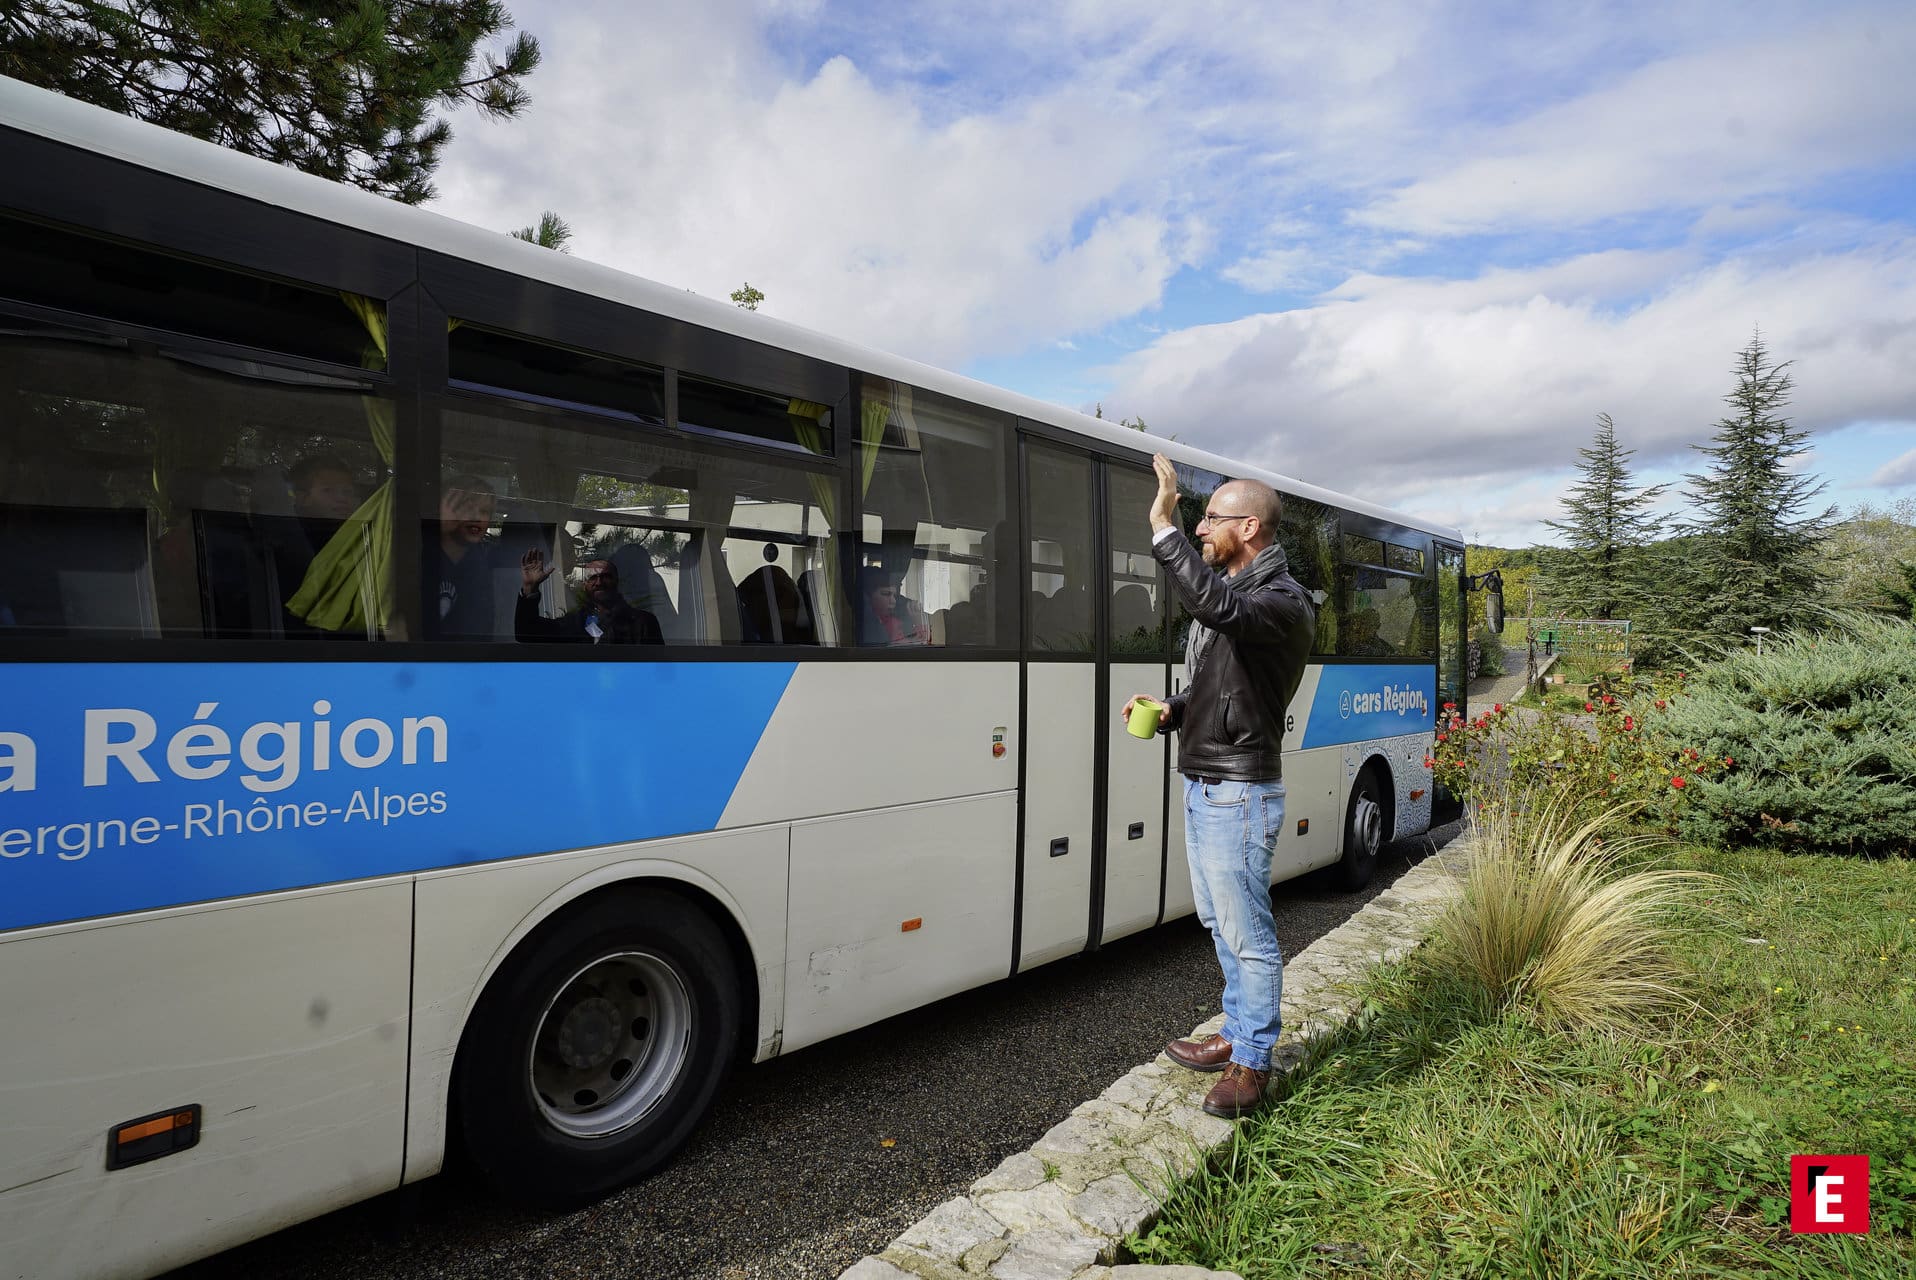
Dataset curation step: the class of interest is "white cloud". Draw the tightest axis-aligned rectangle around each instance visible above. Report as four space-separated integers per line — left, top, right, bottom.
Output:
431 1 1198 366
1873 447 1916 487
1103 241 1916 521
1221 247 1314 293
1357 19 1916 234
417 1 1916 543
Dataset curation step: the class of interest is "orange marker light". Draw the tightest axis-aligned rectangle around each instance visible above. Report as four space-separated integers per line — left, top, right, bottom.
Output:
116 1115 181 1145
900 918 923 932
108 1104 201 1170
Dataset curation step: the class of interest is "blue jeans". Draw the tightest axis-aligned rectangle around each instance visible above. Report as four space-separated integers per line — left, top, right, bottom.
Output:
1183 775 1285 1071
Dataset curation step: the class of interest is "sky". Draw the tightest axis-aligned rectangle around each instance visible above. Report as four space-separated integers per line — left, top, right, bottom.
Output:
428 0 1916 546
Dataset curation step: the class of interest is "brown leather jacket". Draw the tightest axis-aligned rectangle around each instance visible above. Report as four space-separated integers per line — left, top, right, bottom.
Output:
1155 536 1316 781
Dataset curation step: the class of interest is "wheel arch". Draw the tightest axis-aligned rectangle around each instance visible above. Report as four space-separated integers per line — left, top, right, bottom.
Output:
447 869 764 1107
1353 751 1398 846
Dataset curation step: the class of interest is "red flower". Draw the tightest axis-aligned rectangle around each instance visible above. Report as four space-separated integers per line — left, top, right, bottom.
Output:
1585 702 1594 713
1656 699 1666 710
1493 703 1503 713
1724 757 1734 767
1623 716 1635 731
1422 756 1435 769
1443 702 1456 711
1671 776 1687 789
1436 732 1446 742
1602 694 1615 705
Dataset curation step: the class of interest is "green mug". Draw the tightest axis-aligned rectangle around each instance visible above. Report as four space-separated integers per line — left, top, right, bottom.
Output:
1127 697 1162 739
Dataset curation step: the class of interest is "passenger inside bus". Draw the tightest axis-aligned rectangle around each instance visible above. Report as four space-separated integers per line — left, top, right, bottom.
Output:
1341 606 1395 656
428 475 500 640
289 454 360 520
858 565 928 646
608 542 679 635
515 548 662 645
1111 582 1158 650
737 562 815 645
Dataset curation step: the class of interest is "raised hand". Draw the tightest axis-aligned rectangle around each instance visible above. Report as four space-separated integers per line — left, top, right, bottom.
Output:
520 547 556 594
1150 453 1180 533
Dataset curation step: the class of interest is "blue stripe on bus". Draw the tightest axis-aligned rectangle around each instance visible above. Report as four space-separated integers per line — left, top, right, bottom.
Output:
1298 664 1436 750
0 662 798 933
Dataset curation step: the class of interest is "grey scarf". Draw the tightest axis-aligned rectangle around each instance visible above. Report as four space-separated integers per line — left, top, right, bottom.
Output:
1184 542 1292 682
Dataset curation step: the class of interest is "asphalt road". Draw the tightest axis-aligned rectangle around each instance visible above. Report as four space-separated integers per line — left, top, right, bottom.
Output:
174 819 1462 1280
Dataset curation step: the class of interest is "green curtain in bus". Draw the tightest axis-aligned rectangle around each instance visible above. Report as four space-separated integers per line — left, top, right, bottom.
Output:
286 293 398 635
787 395 887 640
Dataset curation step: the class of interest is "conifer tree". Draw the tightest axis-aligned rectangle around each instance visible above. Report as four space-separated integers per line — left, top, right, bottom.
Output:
511 210 572 251
1538 412 1667 620
0 1 540 204
1679 332 1835 638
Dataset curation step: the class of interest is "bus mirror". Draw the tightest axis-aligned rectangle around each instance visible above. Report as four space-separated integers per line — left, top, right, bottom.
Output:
1467 568 1505 633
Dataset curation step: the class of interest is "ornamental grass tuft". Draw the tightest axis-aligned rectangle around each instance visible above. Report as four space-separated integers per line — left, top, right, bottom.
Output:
1431 789 1714 1034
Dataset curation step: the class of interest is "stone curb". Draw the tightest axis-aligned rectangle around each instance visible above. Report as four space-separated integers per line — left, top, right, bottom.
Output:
835 846 1472 1280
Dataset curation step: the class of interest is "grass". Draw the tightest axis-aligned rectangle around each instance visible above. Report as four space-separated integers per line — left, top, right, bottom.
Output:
1126 846 1916 1278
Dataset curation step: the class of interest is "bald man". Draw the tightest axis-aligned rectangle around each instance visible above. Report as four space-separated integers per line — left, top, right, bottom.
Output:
1123 454 1315 1118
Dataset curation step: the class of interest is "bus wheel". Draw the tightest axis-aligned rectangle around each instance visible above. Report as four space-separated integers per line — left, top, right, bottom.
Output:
1337 767 1387 890
455 890 738 1208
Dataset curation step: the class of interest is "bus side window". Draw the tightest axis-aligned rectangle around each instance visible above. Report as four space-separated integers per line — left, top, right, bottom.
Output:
1 308 393 645
435 394 841 648
1025 444 1095 653
857 377 1016 650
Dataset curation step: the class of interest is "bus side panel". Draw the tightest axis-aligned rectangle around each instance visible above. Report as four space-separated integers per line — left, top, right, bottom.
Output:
404 829 788 1184
1273 744 1342 879
0 883 410 1280
1102 661 1170 945
1018 664 1096 970
781 793 1016 1054
715 661 1020 828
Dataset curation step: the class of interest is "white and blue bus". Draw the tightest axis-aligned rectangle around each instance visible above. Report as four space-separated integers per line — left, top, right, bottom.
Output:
0 77 1476 1280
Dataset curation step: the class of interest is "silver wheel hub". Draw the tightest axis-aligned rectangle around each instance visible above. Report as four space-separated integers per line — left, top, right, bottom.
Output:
554 996 622 1070
529 951 694 1139
1354 793 1383 854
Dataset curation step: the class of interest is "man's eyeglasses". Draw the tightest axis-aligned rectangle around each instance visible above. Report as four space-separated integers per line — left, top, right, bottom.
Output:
1198 512 1253 528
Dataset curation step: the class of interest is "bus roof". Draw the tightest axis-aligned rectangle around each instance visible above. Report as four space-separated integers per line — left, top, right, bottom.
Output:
1 76 1461 542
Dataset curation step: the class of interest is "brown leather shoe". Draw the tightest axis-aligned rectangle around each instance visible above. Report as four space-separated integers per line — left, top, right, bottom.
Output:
1164 1033 1233 1073
1201 1062 1270 1118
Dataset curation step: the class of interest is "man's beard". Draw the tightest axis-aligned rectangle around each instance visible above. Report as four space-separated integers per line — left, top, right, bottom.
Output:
1200 539 1224 567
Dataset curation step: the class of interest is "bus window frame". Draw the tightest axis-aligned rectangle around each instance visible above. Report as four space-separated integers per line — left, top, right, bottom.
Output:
1331 510 1440 665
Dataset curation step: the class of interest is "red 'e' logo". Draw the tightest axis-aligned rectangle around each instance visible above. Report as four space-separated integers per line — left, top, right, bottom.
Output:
1789 1155 1869 1233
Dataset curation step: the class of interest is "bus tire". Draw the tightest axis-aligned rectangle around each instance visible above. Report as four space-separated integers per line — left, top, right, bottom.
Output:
454 889 739 1208
1336 766 1387 890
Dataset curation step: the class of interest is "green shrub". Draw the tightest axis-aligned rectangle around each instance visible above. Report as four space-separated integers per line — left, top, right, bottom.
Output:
1657 614 1916 855
1432 681 1725 833
1474 631 1506 677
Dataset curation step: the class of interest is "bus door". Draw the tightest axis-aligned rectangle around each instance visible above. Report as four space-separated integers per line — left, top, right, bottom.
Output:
1018 440 1099 969
1099 462 1171 945
1015 444 1172 969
